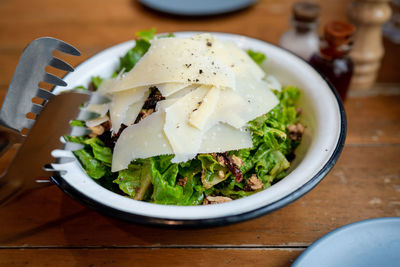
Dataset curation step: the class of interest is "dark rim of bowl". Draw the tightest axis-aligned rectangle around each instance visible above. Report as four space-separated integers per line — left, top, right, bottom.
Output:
50 33 347 228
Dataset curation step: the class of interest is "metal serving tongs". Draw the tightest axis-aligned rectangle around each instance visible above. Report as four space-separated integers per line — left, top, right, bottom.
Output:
0 37 81 156
0 37 104 206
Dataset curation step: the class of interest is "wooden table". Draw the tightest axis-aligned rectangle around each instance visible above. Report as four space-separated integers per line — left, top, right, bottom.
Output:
0 1 399 266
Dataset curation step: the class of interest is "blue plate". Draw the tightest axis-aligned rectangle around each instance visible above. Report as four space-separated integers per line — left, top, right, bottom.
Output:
293 217 400 267
139 0 257 16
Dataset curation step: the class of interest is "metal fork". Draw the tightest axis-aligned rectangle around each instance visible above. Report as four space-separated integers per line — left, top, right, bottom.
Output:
0 37 80 157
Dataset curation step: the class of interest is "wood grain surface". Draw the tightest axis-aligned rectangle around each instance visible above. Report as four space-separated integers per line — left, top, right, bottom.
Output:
0 249 303 267
0 0 399 266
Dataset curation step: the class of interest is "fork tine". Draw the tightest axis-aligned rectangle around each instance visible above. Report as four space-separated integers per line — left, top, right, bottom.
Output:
64 142 84 151
57 157 76 164
77 110 100 121
88 93 111 105
31 103 43 114
48 57 74 72
51 149 72 158
43 73 67 87
43 164 67 175
23 118 35 130
70 126 92 136
36 88 54 100
55 40 81 56
43 163 56 172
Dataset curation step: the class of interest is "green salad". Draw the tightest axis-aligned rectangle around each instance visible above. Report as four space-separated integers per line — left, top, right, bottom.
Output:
66 29 303 205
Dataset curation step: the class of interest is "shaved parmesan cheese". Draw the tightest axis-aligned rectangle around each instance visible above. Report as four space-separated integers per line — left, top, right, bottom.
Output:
84 102 110 127
164 85 209 163
210 40 278 126
167 84 199 99
109 87 149 133
97 76 121 95
112 112 253 171
265 74 282 91
199 123 252 153
190 33 214 42
155 83 189 97
86 103 109 117
205 89 248 129
109 38 235 93
214 41 265 81
109 33 280 170
192 34 265 81
156 98 180 111
86 115 109 128
112 111 173 172
189 86 220 130
186 34 278 130
123 101 145 126
233 77 279 126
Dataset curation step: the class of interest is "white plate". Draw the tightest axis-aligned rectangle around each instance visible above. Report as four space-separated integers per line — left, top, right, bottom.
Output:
139 0 257 16
51 32 346 227
293 218 400 267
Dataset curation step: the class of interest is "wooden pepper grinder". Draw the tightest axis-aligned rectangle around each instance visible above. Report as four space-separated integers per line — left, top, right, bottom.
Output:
347 0 392 91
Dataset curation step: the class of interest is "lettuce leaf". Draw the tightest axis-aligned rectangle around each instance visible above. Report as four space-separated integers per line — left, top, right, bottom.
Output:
207 179 253 199
116 28 156 73
247 49 267 65
113 155 204 205
198 154 229 189
90 76 103 90
69 120 85 127
114 159 152 200
148 156 204 205
64 135 113 180
73 149 108 179
136 28 156 42
74 85 88 92
117 39 151 73
83 138 112 165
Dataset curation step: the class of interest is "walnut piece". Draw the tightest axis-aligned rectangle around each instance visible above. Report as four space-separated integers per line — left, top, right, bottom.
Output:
89 125 105 138
231 155 243 167
139 109 154 121
288 123 305 141
246 174 264 191
217 152 243 183
216 154 226 166
203 196 232 205
101 120 111 132
177 177 187 188
218 170 225 179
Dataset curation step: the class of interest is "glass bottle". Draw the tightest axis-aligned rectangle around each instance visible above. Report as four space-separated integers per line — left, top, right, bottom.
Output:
279 2 320 60
309 21 356 102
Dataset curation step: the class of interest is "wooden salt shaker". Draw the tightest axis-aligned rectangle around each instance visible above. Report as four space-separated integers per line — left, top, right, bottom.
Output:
347 0 392 91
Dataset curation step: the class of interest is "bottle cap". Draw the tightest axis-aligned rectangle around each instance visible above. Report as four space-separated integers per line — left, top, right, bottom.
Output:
293 2 320 22
324 21 356 45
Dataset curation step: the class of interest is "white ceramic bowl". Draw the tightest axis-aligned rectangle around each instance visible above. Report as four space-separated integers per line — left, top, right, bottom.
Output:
51 32 346 227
